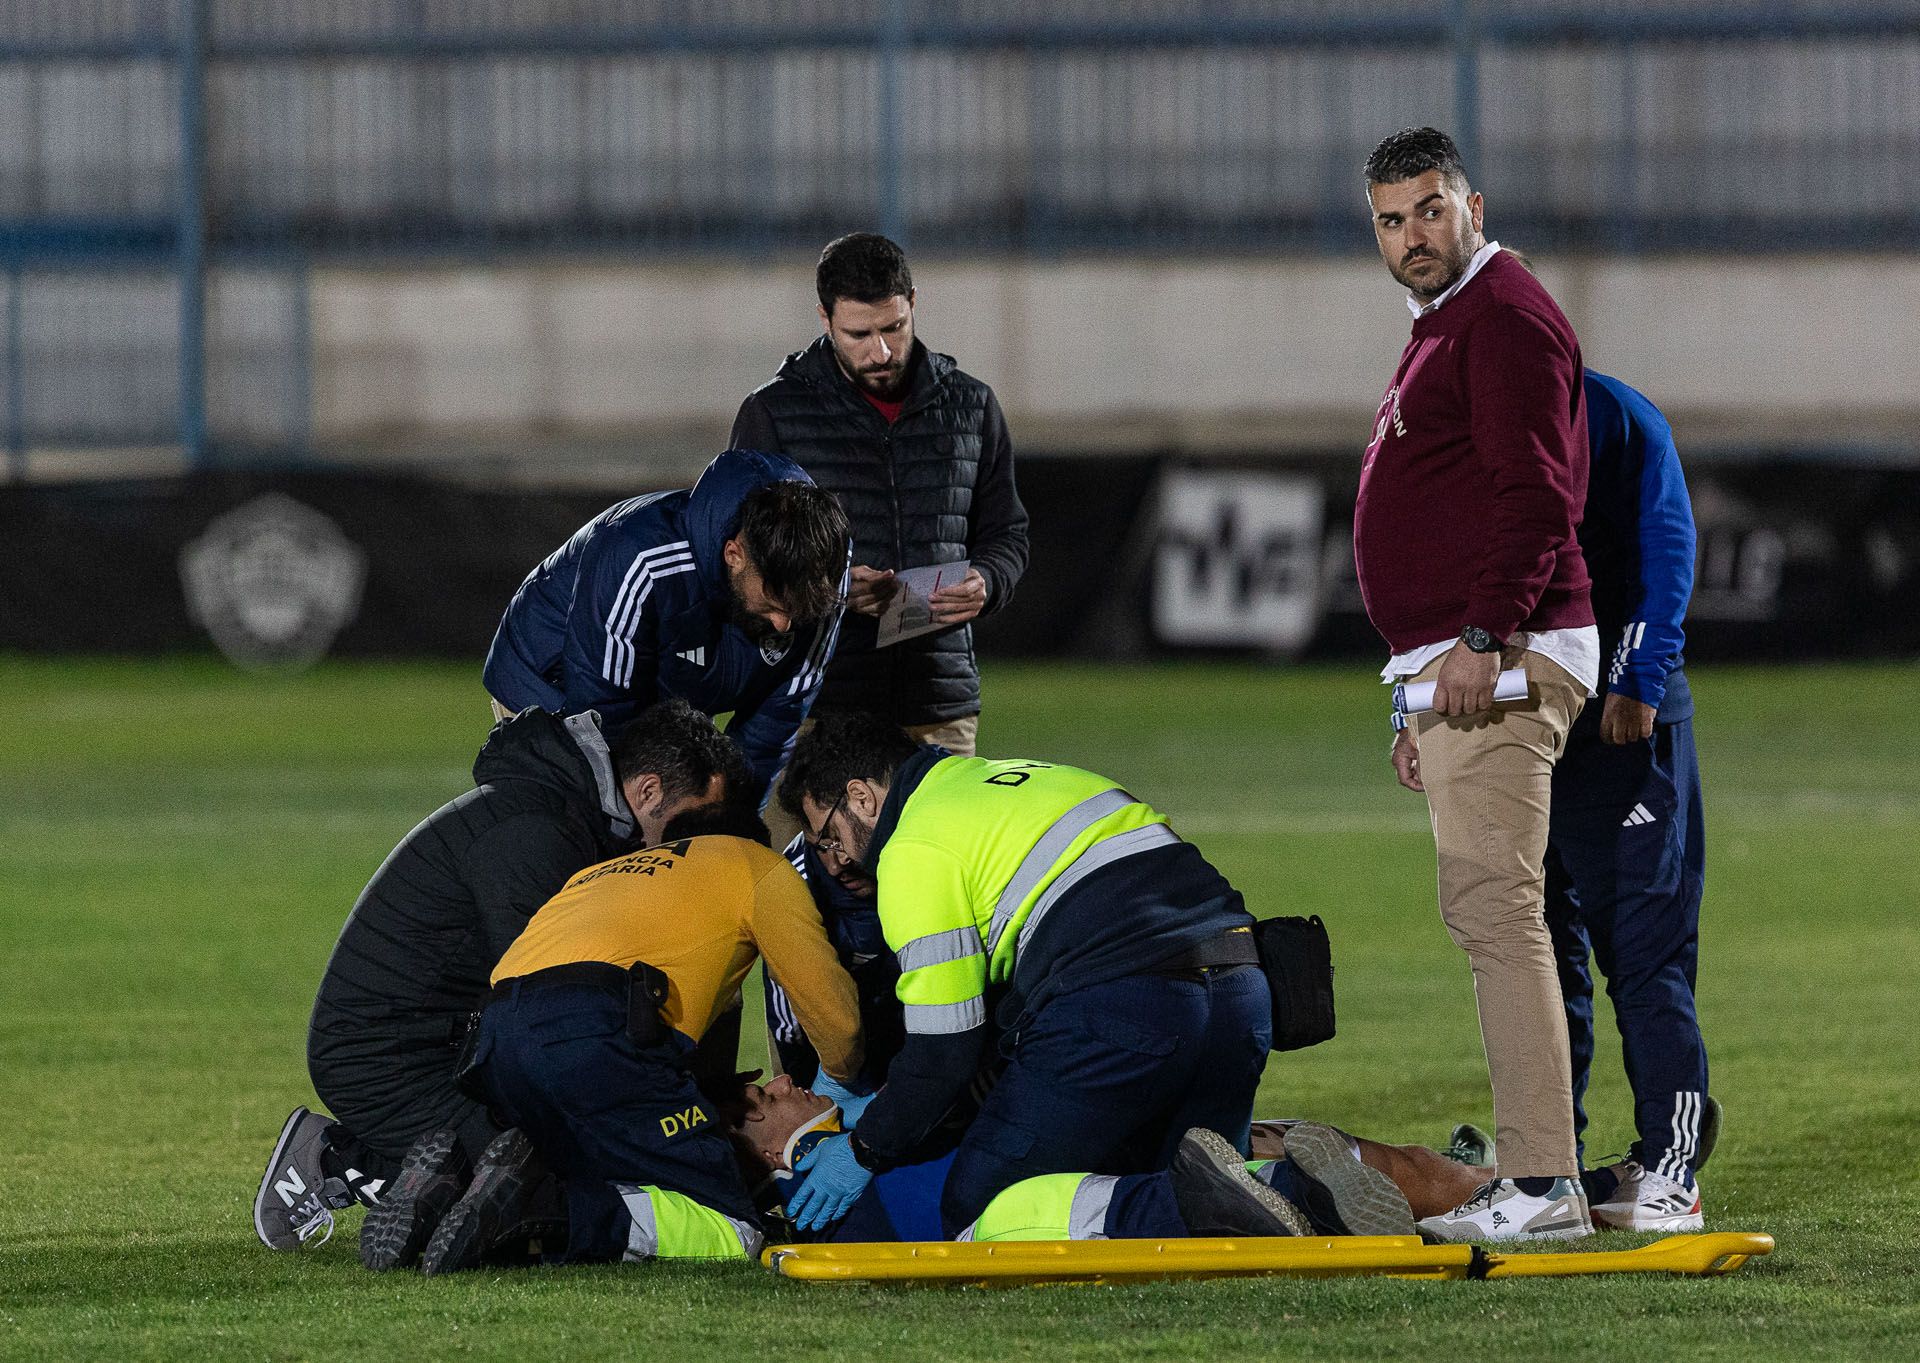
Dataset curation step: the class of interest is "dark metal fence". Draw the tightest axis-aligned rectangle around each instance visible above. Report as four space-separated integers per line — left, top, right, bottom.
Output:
2 1 1917 468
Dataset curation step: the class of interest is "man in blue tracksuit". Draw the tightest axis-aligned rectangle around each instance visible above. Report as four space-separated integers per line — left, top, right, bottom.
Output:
484 449 850 802
1546 371 1710 1231
763 832 908 1090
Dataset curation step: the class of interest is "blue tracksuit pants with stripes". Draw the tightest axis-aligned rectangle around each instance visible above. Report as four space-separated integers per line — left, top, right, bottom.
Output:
1545 709 1709 1179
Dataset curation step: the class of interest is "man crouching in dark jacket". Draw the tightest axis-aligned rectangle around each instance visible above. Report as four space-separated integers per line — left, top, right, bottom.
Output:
253 699 743 1266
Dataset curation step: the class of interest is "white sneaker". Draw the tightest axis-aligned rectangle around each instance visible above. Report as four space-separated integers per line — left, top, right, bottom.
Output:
1590 1160 1704 1232
1416 1176 1593 1243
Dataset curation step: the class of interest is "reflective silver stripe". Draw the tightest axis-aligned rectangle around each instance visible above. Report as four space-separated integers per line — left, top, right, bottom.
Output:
1069 1175 1120 1241
619 1185 659 1261
619 1186 762 1260
903 995 986 1035
895 925 986 975
987 787 1138 954
724 1214 766 1260
1015 823 1181 958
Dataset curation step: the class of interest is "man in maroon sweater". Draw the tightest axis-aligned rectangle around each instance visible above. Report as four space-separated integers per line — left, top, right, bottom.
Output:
1356 127 1600 1242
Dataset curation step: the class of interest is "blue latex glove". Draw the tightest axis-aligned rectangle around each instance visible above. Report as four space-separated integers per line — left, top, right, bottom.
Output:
784 1132 873 1232
811 1070 878 1125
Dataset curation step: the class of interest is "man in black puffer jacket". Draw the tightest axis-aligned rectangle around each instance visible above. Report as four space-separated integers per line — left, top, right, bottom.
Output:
730 232 1029 780
253 700 741 1263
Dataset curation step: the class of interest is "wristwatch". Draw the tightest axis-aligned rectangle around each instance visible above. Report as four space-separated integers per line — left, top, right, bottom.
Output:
1460 625 1503 654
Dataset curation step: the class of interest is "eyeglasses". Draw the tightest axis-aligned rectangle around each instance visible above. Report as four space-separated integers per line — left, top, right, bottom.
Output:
805 788 849 858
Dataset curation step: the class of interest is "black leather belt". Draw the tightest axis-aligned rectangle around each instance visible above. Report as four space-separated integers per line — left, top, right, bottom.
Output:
488 959 675 1051
1150 926 1260 979
487 960 629 1005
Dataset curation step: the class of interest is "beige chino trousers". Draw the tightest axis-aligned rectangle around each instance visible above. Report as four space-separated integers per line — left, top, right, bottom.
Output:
1408 646 1586 1179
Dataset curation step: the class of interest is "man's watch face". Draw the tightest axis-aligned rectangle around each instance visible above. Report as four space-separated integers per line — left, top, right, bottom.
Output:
1462 626 1499 653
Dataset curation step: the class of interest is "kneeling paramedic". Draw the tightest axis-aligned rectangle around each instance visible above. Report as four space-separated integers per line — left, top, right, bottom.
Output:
777 711 1272 1236
429 806 863 1272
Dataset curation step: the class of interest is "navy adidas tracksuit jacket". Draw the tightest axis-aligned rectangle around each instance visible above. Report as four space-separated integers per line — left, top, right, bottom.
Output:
1547 371 1709 1182
483 449 846 797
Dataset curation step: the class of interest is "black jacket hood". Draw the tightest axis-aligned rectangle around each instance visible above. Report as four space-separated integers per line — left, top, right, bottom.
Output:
471 708 635 843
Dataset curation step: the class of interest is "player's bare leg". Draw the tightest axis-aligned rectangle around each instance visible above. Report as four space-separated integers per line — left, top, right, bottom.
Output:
1248 1120 1489 1222
1352 1138 1487 1220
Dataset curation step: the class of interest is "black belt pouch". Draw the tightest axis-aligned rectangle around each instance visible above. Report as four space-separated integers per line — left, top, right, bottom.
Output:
626 961 672 1050
1252 914 1336 1052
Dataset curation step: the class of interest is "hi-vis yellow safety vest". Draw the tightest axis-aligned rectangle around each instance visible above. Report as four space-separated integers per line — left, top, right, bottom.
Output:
876 756 1174 1037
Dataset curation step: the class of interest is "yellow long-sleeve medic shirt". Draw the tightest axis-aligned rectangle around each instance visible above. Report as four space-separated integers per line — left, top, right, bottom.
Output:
492 834 864 1083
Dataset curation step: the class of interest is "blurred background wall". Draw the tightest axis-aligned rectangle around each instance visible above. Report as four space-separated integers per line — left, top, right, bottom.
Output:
2 1 1917 662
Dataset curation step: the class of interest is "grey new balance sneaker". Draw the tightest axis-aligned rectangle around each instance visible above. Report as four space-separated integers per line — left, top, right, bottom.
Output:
254 1107 354 1251
1416 1176 1593 1243
1170 1128 1312 1238
1281 1122 1417 1237
360 1128 468 1272
420 1128 543 1276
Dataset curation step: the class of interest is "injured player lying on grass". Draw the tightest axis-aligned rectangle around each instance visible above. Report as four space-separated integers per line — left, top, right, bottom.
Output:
725 1073 1493 1245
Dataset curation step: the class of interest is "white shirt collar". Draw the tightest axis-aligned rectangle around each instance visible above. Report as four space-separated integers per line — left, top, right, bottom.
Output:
1408 239 1502 318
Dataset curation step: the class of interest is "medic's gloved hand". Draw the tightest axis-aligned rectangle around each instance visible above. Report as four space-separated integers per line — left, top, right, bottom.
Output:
811 1070 877 1125
785 1132 873 1232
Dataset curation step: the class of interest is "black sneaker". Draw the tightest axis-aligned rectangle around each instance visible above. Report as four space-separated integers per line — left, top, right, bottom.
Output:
1695 1095 1724 1173
360 1128 468 1272
420 1129 542 1277
1169 1127 1311 1238
1281 1122 1416 1236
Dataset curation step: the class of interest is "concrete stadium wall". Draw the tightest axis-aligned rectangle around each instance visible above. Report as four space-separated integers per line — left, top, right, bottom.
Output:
312 253 1920 479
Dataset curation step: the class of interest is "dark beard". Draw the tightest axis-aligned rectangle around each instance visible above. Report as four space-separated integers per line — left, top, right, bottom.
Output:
833 342 911 400
1394 238 1475 300
730 593 787 646
840 811 879 880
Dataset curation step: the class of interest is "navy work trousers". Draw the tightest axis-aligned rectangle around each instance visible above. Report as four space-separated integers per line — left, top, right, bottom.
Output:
938 963 1271 1237
474 979 757 1262
1545 713 1709 1179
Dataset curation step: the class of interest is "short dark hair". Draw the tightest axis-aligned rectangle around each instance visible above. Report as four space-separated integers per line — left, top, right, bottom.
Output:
610 699 736 804
659 802 772 848
777 710 920 819
734 480 848 624
1364 126 1470 192
719 1084 776 1181
816 233 913 315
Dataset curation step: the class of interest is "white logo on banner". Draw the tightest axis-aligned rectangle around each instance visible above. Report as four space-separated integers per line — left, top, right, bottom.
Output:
1153 469 1324 651
180 493 367 670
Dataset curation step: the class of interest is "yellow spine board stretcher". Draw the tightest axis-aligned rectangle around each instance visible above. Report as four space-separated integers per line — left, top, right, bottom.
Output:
763 1232 1775 1287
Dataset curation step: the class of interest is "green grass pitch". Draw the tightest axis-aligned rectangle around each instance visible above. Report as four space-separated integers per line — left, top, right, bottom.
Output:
2 654 1917 1362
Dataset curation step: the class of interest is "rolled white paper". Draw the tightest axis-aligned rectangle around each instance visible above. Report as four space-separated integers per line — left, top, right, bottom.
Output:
1393 667 1530 716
